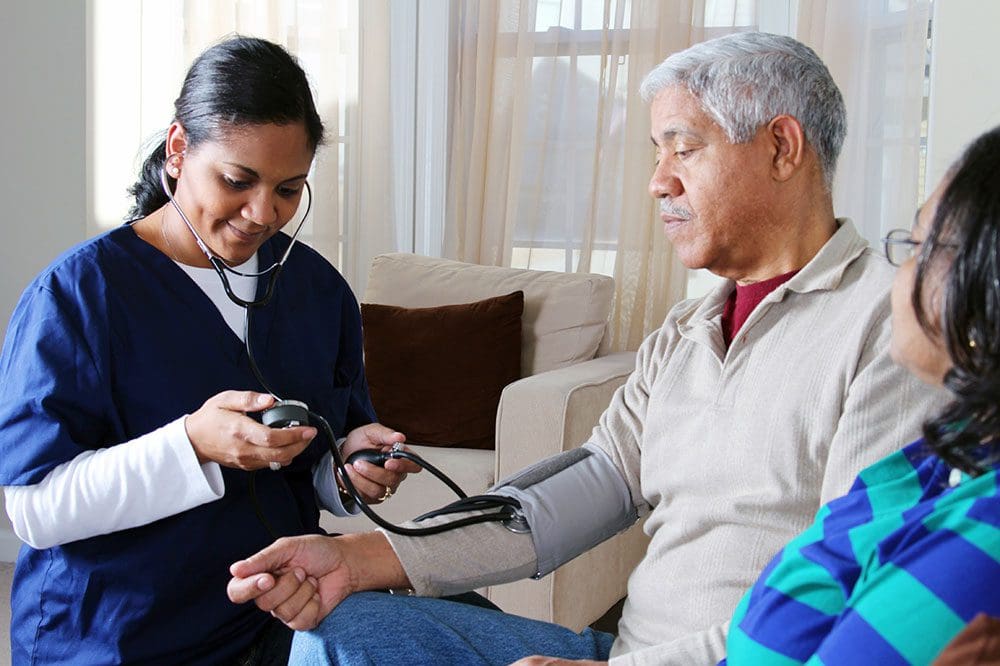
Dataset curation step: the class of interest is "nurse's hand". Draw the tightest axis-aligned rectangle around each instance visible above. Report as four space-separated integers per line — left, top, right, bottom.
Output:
185 391 316 470
338 424 421 504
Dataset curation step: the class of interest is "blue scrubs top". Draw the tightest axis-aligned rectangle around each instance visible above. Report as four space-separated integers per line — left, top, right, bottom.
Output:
0 225 376 665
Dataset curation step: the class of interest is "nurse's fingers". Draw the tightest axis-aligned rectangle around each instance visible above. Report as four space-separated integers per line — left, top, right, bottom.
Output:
210 390 276 414
342 463 397 504
188 391 315 470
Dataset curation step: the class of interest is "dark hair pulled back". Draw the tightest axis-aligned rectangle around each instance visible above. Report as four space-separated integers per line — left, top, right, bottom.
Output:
913 125 1000 475
128 35 324 220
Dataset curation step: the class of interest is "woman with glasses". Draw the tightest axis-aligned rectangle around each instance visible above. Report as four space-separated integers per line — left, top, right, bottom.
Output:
723 126 1000 663
0 36 419 665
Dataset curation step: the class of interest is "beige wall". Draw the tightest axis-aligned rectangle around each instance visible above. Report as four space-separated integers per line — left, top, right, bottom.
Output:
925 0 1000 190
0 1 87 561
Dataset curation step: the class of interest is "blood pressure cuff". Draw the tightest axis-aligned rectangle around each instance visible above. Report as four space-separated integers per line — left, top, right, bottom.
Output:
489 443 638 578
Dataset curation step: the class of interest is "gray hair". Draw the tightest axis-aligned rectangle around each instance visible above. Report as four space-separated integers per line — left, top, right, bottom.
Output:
640 32 847 189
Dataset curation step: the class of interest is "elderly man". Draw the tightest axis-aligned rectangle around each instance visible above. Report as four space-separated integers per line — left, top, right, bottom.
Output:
227 32 943 665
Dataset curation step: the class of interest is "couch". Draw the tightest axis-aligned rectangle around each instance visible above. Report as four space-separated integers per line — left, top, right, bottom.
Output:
321 252 649 631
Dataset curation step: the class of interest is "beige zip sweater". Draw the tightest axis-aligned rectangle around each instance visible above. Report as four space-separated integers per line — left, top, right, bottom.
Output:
383 220 946 665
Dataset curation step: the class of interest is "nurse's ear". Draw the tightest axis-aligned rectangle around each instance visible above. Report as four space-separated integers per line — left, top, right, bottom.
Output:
165 122 190 178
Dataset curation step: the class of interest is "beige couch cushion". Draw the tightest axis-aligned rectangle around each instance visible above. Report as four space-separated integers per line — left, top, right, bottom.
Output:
364 253 614 376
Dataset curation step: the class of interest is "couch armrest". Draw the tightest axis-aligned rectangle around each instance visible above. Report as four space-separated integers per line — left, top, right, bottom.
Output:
494 352 635 481
488 352 646 631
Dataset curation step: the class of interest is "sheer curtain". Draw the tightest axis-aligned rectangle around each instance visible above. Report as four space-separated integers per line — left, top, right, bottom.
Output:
90 1 931 340
445 0 930 351
798 1 932 245
89 0 397 289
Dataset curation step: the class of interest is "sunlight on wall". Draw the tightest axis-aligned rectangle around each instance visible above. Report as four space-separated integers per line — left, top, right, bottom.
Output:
90 0 358 262
91 2 184 230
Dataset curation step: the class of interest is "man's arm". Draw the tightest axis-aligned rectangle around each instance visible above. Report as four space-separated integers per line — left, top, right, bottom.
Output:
382 331 663 596
229 409 646 619
230 444 634 618
229 328 667 622
380 511 539 596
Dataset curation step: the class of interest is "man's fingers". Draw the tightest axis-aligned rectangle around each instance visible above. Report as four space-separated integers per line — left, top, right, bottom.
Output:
268 572 316 622
230 538 296 579
255 569 308 614
285 596 323 631
227 572 275 604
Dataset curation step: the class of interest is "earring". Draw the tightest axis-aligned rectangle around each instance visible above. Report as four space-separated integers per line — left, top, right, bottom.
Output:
968 337 977 349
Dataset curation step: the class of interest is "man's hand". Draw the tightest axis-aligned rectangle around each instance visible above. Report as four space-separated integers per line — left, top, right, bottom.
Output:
245 567 321 631
510 654 608 666
228 535 351 630
227 532 410 630
339 423 421 503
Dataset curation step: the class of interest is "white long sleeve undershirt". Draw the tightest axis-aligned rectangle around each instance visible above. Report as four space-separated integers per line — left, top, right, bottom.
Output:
4 422 355 549
3 254 359 549
5 418 221 549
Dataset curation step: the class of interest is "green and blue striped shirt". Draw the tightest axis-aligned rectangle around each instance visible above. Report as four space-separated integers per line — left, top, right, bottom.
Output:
724 439 1000 664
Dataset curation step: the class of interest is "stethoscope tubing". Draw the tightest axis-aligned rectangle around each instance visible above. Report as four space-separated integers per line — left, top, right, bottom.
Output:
156 158 520 536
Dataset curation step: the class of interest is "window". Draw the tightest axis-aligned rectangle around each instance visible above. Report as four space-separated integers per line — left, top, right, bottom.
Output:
506 0 634 277
502 0 757 298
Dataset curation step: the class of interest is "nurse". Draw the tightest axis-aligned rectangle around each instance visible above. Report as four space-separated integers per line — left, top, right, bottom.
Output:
0 35 417 665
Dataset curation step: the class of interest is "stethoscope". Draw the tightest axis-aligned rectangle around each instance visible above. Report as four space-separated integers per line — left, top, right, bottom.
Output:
157 159 523 537
158 162 310 309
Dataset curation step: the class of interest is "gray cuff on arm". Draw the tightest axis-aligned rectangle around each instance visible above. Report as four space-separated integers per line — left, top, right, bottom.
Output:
491 443 638 578
379 444 636 596
380 517 538 597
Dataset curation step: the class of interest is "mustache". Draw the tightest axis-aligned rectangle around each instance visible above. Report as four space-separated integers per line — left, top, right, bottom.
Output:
659 200 692 220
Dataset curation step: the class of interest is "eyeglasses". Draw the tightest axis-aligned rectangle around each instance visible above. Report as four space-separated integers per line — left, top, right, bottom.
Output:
882 228 960 267
882 228 921 267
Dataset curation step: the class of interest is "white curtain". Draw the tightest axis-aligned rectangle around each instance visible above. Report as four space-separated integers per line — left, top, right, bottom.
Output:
89 0 398 290
798 1 931 246
90 1 931 338
445 0 930 351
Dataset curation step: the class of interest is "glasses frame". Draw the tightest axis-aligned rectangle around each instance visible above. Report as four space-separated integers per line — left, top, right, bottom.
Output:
882 228 922 267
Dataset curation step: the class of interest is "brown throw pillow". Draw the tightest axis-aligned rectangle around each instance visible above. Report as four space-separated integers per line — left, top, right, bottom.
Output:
361 291 523 449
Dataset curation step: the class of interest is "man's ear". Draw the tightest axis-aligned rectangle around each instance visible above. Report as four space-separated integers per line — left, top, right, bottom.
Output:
767 114 806 182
